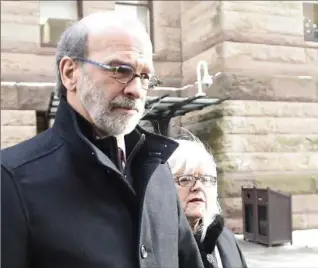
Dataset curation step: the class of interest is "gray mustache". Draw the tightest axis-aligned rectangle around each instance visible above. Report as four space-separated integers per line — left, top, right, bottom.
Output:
110 97 142 111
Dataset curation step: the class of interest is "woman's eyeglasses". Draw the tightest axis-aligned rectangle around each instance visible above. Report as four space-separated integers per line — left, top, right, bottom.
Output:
174 175 217 187
75 57 162 90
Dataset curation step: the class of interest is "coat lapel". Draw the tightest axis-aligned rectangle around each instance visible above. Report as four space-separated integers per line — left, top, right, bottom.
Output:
216 228 244 268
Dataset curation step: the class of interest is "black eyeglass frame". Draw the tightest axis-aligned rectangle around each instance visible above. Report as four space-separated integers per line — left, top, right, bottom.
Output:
174 174 217 187
74 57 162 90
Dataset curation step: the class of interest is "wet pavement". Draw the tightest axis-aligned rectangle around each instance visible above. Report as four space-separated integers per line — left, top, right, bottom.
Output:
236 229 318 268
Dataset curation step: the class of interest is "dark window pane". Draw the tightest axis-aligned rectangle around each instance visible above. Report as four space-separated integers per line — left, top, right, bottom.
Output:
40 1 78 46
303 3 318 42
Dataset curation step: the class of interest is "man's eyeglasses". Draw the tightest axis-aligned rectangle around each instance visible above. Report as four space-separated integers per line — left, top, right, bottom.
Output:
75 57 162 90
174 175 217 187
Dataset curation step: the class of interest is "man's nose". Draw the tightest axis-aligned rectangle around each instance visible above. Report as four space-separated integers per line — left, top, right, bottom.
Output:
123 76 145 99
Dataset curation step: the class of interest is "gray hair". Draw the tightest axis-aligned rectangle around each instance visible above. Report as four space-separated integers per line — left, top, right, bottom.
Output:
168 131 221 242
55 21 88 98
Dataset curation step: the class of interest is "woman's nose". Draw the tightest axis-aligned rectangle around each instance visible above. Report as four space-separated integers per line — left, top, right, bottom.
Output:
191 179 205 191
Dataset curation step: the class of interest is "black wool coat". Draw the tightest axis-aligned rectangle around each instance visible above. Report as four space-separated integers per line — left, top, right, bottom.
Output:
1 97 204 268
195 216 247 268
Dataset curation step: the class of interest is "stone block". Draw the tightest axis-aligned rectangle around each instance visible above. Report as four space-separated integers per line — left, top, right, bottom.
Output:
224 30 307 48
221 1 302 17
1 83 18 109
217 171 318 198
1 40 56 55
82 1 115 16
17 84 54 111
225 55 318 76
215 152 318 173
208 72 318 102
1 82 55 111
223 57 318 78
219 197 242 219
209 73 276 100
181 1 221 61
1 22 40 43
153 1 181 28
181 118 220 143
154 61 182 83
224 217 243 234
202 116 318 135
218 175 255 198
1 53 55 83
222 10 303 37
223 42 306 64
272 76 317 100
1 1 40 24
254 176 317 196
292 194 318 214
293 213 318 230
179 106 221 126
201 100 318 118
153 27 181 62
1 126 36 148
1 110 36 126
210 134 318 154
305 48 318 65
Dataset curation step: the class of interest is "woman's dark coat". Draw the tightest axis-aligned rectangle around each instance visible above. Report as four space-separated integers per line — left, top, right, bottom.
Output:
195 215 248 268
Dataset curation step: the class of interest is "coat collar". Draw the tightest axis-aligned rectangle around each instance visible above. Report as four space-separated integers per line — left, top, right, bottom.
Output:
216 227 245 268
52 97 178 167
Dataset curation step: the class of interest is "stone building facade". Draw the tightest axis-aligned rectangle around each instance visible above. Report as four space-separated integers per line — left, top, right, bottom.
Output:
1 1 318 233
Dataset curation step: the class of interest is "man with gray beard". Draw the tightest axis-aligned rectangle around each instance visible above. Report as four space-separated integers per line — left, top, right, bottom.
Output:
1 11 204 268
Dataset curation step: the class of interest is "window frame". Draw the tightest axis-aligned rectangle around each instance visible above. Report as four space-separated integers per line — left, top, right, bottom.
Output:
40 0 83 48
115 1 154 48
303 2 318 43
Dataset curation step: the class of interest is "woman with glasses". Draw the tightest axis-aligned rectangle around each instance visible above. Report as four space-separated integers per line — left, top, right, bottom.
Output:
168 136 247 268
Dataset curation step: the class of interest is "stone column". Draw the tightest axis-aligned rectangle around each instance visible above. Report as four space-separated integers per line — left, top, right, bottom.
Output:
178 1 318 232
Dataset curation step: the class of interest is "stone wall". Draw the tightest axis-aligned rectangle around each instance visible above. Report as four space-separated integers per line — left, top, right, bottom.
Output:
179 1 318 100
1 110 37 149
176 0 318 233
180 100 318 232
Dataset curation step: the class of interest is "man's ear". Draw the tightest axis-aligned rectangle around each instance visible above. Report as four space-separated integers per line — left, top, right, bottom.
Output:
59 57 78 93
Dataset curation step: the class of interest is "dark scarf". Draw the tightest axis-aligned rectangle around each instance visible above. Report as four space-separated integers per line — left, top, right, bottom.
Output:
194 214 225 268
